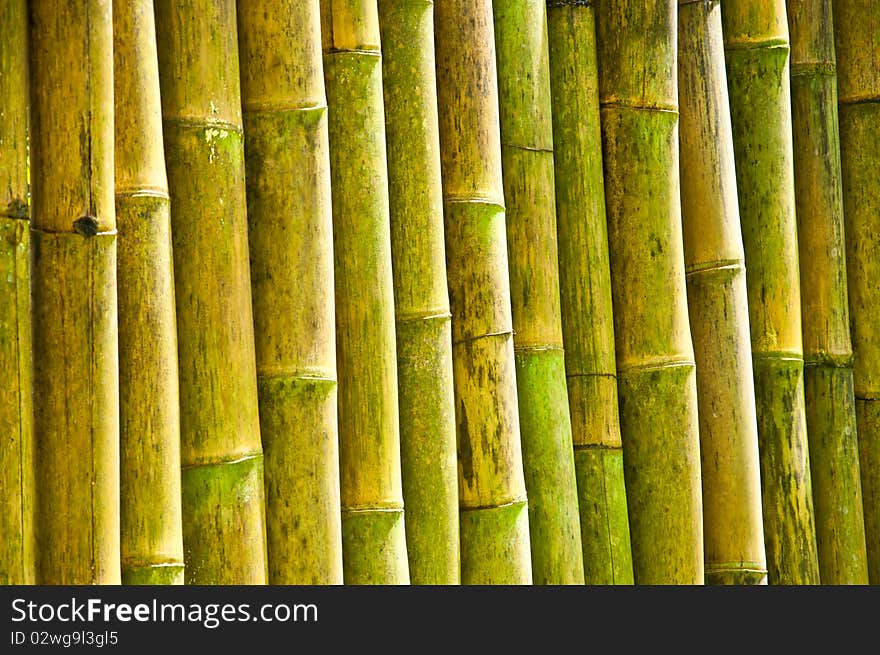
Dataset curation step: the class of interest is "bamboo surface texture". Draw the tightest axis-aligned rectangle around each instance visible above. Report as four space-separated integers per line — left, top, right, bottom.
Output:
722 0 821 585
0 0 34 586
155 0 267 584
378 0 460 585
833 0 880 585
114 0 185 585
321 0 409 585
678 0 768 585
546 0 634 585
787 0 869 585
494 0 584 585
28 0 121 584
434 0 533 585
239 0 344 585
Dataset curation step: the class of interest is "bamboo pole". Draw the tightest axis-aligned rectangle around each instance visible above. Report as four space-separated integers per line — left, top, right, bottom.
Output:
722 0 820 584
833 0 880 584
787 0 869 585
28 0 120 584
377 0 459 584
114 0 185 585
493 0 584 584
155 0 267 584
0 0 34 586
320 0 409 584
678 0 767 585
238 0 343 585
545 0 633 585
434 0 533 584
595 0 705 584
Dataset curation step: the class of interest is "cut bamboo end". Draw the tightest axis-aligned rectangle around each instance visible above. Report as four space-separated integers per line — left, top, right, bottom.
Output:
340 509 409 585
459 499 532 585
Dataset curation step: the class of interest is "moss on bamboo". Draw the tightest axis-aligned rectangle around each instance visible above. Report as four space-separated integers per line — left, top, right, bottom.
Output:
833 0 880 585
321 0 409 585
28 0 120 584
722 0 820 585
0 0 34 586
493 0 583 585
238 0 343 585
114 0 184 586
595 0 704 584
155 0 267 584
435 0 532 585
787 0 869 584
546 0 633 585
377 0 459 585
678 0 767 585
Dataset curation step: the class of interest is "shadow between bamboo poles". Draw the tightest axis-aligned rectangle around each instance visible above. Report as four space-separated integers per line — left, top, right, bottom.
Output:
320 0 409 584
594 0 705 584
155 0 267 584
833 0 880 585
787 0 869 585
678 0 768 585
434 0 532 585
721 0 820 585
114 0 185 586
377 0 460 585
238 0 344 585
0 0 34 585
493 0 584 585
546 0 634 585
28 0 120 584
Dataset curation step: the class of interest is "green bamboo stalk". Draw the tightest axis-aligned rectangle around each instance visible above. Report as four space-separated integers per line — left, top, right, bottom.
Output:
493 0 584 585
320 0 409 585
787 0 869 585
377 0 459 585
833 0 880 584
545 0 634 585
155 0 267 584
28 0 120 584
722 0 820 585
595 0 705 584
0 0 34 586
678 0 768 585
114 0 185 586
238 0 343 585
434 0 533 585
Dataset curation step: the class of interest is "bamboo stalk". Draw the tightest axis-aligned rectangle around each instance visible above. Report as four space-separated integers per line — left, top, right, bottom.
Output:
595 0 705 584
238 0 343 585
377 0 459 585
434 0 533 584
722 0 820 584
678 0 767 585
787 0 869 585
155 0 267 584
545 0 634 585
0 0 34 586
833 0 880 584
114 0 185 586
493 0 584 584
320 0 409 584
28 0 120 584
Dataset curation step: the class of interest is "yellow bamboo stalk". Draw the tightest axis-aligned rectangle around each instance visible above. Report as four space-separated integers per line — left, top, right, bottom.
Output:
0 0 34 585
787 0 869 585
114 0 185 586
320 0 409 584
595 0 705 584
833 0 880 584
434 0 533 584
155 0 267 584
28 0 120 584
678 0 767 585
238 0 344 585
